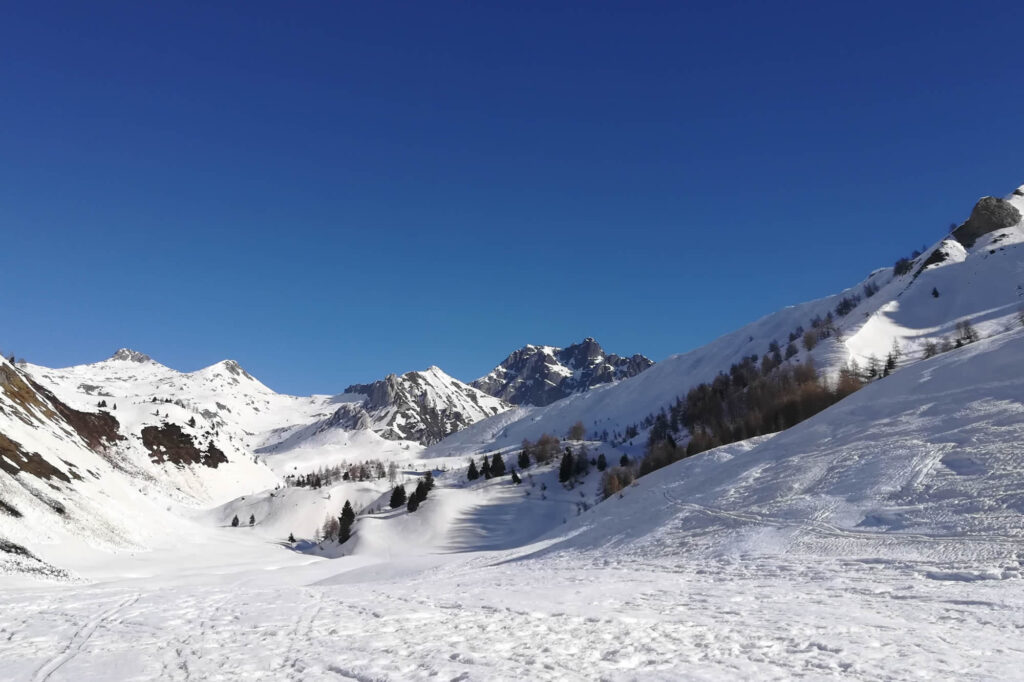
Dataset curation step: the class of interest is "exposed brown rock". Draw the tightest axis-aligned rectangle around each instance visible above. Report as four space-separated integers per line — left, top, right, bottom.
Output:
141 423 228 468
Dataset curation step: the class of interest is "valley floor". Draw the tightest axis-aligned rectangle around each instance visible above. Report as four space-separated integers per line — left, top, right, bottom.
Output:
2 537 1022 681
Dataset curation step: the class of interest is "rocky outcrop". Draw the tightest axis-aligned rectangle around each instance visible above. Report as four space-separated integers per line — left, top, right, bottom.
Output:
141 423 228 468
952 196 1021 247
321 367 509 445
109 348 152 363
473 338 654 406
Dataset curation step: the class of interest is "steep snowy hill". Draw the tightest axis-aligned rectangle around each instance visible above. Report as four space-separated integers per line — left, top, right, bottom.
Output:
292 366 509 446
533 325 1024 568
0 354 271 578
472 337 653 406
431 184 1024 456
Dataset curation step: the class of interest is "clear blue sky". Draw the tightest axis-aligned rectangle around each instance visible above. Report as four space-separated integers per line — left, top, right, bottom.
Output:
2 1 1022 394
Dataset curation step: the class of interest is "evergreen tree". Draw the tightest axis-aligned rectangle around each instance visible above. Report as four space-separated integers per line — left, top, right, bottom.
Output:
490 453 506 477
467 459 480 481
517 450 530 470
407 494 420 512
510 469 521 485
932 287 940 298
414 479 428 503
339 500 355 543
423 471 435 491
288 532 296 543
389 485 407 509
883 352 896 376
248 514 255 526
231 515 239 527
619 454 630 467
481 455 492 479
596 453 607 472
188 416 196 428
558 450 575 483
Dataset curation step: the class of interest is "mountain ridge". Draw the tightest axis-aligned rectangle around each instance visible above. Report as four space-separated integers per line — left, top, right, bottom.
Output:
472 337 654 406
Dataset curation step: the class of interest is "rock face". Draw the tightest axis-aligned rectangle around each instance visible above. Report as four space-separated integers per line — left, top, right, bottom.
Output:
473 338 654 406
952 196 1022 247
321 367 509 445
141 423 227 468
109 348 152 363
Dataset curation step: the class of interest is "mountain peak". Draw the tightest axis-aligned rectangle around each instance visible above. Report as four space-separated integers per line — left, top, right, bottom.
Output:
330 366 509 445
109 348 152 363
473 338 654 406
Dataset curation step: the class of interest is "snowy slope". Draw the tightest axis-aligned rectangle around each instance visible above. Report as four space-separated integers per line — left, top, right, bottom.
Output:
431 184 1024 456
535 327 1024 566
0 356 217 578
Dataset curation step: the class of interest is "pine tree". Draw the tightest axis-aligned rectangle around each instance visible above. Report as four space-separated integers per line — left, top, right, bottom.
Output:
407 494 420 512
188 416 197 428
481 455 492 479
510 469 521 485
596 453 607 471
339 500 355 543
288 532 296 543
619 454 630 467
467 459 480 481
558 450 575 483
231 515 239 527
883 352 896 377
389 485 407 509
414 479 428 503
932 287 940 298
490 453 506 477
517 450 530 470
423 471 435 491
248 514 255 526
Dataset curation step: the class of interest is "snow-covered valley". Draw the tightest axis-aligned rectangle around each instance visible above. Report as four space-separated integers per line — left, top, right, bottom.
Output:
2 185 1024 679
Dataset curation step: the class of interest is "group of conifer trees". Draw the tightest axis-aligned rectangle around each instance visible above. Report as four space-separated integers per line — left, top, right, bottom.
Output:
389 471 435 513
316 500 357 544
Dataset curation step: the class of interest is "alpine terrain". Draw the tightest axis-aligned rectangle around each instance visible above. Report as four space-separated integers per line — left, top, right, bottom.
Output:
2 183 1024 680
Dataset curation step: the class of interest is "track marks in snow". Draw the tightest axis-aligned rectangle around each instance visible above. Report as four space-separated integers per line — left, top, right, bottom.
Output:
32 593 139 682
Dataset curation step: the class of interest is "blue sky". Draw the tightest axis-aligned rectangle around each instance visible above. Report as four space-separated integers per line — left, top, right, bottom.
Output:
2 1 1022 394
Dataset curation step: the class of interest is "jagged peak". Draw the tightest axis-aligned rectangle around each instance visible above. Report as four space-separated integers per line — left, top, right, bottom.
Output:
109 348 152 363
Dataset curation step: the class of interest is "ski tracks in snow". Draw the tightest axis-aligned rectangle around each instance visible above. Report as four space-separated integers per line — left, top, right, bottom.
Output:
32 592 139 682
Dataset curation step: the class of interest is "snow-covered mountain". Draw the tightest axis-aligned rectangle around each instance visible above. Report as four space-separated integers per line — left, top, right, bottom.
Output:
472 337 653 406
0 352 280 578
309 366 509 446
24 349 337 480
